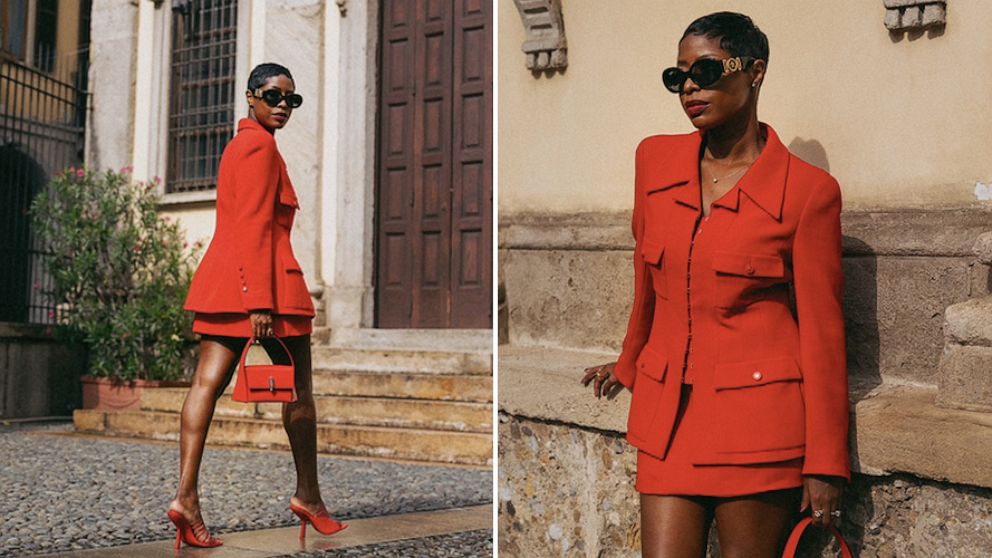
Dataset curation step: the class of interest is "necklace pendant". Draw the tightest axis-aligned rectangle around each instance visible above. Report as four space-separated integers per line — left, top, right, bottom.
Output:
712 177 719 183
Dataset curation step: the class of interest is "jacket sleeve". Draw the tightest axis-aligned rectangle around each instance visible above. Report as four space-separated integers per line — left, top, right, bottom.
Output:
233 136 280 311
792 177 851 481
614 139 657 390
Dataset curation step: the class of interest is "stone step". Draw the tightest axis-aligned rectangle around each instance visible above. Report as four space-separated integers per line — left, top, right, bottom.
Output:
311 370 492 402
312 347 492 375
74 409 493 466
140 388 492 433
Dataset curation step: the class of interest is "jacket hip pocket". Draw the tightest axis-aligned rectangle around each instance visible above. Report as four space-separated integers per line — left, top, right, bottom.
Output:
626 345 668 443
704 356 806 458
280 254 313 310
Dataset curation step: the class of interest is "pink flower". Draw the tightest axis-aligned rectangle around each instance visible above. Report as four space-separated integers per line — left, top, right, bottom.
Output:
76 169 85 178
32 282 40 290
48 310 55 318
154 176 161 184
68 166 76 173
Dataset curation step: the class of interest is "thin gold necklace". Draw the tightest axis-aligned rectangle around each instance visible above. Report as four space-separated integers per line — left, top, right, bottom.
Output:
706 165 748 184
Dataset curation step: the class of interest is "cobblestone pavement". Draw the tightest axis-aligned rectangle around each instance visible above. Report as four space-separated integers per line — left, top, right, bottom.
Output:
279 529 493 557
0 421 491 557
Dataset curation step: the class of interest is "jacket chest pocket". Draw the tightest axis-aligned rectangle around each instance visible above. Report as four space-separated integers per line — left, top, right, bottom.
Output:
641 239 668 300
710 250 788 309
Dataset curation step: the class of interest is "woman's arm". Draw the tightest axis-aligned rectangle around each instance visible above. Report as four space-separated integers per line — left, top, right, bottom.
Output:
792 176 850 480
613 138 658 390
233 136 281 312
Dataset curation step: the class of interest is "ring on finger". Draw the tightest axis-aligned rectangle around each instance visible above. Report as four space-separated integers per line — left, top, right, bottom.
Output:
831 510 842 517
812 509 824 518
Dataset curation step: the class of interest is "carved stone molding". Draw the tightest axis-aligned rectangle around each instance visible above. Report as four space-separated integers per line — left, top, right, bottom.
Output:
513 0 567 71
336 0 347 16
883 0 946 31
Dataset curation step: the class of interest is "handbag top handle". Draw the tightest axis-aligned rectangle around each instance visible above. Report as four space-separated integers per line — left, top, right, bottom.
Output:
238 335 295 372
781 517 853 558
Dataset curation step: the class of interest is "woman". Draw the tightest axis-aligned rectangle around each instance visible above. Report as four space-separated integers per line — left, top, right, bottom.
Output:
581 13 849 557
167 63 347 548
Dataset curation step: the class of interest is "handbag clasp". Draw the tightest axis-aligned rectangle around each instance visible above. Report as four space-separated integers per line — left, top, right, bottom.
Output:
268 377 275 393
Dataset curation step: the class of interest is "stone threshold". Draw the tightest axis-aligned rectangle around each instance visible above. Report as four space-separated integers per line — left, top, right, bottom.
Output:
31 504 492 558
498 344 992 489
328 328 493 353
35 429 493 471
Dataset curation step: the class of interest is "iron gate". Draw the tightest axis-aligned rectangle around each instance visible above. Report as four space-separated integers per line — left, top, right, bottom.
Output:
0 56 88 323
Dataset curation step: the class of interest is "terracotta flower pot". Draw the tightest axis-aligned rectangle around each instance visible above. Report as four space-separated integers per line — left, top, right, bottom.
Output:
80 375 190 411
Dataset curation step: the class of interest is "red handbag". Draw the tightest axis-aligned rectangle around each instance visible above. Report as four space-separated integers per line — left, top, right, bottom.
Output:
782 516 853 558
231 336 298 403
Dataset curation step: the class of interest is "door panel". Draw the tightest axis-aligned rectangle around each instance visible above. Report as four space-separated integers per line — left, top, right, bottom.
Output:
375 0 492 328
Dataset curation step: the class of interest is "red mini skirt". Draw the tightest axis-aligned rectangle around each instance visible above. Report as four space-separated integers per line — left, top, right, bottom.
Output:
635 383 804 497
192 312 313 338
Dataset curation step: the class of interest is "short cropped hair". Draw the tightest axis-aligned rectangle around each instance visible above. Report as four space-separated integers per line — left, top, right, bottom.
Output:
681 12 769 63
247 63 294 92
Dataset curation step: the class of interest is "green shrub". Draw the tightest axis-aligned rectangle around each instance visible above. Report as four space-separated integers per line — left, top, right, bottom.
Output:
29 165 202 381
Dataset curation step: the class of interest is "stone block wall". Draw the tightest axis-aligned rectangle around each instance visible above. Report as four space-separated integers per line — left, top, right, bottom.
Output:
499 414 992 557
0 323 85 419
498 207 992 556
499 208 992 388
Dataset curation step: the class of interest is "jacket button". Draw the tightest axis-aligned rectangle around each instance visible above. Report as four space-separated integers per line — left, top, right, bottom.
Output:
242 287 248 292
752 371 762 381
745 264 756 275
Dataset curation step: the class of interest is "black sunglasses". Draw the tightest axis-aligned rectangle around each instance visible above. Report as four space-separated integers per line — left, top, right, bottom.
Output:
662 56 757 94
252 88 303 109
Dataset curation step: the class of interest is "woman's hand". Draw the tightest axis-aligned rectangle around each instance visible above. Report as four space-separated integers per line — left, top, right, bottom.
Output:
800 474 845 528
581 362 623 398
249 310 274 339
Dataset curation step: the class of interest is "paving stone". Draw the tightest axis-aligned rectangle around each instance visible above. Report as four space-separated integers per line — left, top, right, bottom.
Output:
0 421 490 557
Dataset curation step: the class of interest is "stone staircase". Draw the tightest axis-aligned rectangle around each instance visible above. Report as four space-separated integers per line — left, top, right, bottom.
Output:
73 332 493 466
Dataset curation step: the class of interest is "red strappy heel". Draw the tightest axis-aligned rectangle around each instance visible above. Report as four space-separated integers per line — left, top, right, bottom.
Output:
166 509 223 549
289 501 348 539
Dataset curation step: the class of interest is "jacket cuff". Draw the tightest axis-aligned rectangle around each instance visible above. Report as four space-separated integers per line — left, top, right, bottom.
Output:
614 352 637 390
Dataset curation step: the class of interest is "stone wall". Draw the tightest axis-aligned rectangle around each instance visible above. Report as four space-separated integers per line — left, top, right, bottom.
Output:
0 323 85 419
498 414 992 557
497 207 992 556
499 208 992 387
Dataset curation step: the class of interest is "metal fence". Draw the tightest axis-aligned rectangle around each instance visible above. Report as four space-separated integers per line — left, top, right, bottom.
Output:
0 53 88 324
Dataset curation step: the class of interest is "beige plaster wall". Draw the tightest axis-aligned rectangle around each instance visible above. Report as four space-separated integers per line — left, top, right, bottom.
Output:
160 206 216 263
498 0 992 213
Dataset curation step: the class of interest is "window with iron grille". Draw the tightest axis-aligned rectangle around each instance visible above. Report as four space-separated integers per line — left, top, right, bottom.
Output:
34 0 57 73
167 0 238 194
0 0 29 61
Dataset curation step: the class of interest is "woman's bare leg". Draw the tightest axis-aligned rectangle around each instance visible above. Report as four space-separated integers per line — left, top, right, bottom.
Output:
714 487 801 558
169 336 244 533
640 494 712 558
279 335 327 512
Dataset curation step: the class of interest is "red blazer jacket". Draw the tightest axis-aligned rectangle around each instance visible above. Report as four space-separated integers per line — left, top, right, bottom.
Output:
616 123 850 480
184 117 315 317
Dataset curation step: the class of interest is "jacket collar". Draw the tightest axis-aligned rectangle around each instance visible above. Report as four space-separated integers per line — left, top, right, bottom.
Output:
645 122 790 220
237 117 273 134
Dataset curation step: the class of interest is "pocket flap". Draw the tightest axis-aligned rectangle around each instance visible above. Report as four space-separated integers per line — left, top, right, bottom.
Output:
713 356 801 390
278 176 300 208
712 251 785 278
283 252 303 272
641 239 664 265
244 365 295 389
635 344 668 382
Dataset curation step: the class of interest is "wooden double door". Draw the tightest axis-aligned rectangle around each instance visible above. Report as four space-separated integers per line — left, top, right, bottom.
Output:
375 0 492 329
